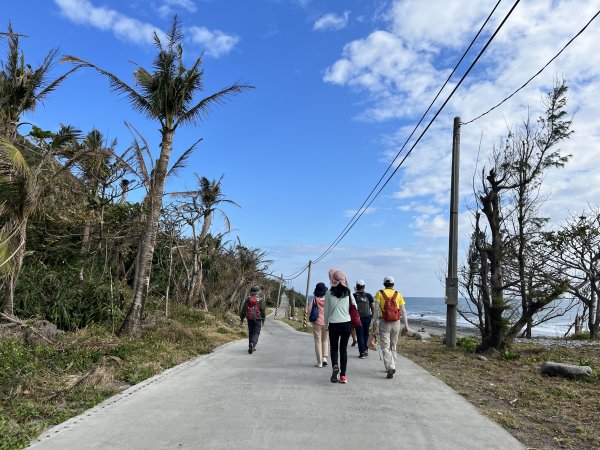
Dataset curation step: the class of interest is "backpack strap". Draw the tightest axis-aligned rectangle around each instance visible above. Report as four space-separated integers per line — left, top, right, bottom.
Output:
379 290 391 302
390 292 398 303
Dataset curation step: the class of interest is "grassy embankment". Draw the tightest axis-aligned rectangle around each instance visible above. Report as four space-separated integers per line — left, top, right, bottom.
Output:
0 307 247 449
277 316 600 450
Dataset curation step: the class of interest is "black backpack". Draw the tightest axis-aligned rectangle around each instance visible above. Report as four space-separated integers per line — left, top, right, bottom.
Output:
354 292 371 317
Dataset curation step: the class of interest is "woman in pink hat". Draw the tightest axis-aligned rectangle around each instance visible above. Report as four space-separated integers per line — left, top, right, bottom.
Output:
324 268 357 384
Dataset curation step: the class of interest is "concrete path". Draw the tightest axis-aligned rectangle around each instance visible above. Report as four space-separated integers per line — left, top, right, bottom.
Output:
30 296 524 449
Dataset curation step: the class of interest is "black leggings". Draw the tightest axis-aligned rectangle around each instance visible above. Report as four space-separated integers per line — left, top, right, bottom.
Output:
328 321 351 375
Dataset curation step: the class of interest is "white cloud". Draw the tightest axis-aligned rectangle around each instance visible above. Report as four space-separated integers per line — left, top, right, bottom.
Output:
187 26 239 57
313 11 350 31
344 207 377 217
321 0 600 292
410 214 448 238
55 0 162 44
55 0 239 57
157 0 197 18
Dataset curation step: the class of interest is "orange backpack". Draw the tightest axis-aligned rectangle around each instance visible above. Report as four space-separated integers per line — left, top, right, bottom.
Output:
379 290 400 322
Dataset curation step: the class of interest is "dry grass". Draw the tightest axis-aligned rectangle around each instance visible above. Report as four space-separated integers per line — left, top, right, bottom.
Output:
399 335 600 450
0 306 248 449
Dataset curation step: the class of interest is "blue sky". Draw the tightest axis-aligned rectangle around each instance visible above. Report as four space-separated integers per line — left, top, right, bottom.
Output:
3 0 600 297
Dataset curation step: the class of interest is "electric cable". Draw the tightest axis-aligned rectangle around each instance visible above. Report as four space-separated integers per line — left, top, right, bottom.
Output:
297 0 502 273
463 9 600 125
283 0 521 280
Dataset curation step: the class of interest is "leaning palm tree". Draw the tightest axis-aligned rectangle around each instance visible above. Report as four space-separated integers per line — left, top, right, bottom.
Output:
0 126 80 315
63 16 253 336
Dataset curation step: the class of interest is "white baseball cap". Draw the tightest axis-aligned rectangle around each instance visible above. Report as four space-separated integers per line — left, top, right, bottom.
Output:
383 276 395 284
356 279 365 286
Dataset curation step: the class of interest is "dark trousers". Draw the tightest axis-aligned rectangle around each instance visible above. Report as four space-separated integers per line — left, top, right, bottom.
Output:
328 321 351 375
357 315 372 354
247 319 262 346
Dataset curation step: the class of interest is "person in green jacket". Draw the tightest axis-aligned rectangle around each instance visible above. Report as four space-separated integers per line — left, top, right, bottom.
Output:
324 269 358 384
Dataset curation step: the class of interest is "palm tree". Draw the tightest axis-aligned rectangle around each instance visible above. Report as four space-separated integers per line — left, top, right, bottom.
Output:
63 17 253 335
0 22 77 139
170 175 238 309
0 126 79 314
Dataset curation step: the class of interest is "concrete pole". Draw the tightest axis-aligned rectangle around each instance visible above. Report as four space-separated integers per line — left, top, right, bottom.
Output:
275 274 283 318
445 117 461 348
303 260 312 328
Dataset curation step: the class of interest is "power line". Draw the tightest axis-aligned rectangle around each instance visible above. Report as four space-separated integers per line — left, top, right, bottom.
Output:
314 0 519 266
463 9 600 125
287 0 520 280
303 0 502 272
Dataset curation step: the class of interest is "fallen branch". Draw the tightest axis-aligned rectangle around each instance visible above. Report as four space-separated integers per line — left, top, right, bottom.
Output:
0 312 54 344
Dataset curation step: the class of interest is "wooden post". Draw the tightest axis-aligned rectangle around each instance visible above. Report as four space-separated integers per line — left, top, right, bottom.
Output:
445 117 461 348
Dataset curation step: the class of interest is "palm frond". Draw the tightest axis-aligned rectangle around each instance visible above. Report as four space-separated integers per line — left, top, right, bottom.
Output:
61 55 154 119
174 83 254 128
166 137 202 179
0 137 30 178
124 122 151 183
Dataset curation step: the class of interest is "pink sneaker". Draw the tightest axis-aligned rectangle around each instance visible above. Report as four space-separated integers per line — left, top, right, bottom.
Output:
339 375 347 384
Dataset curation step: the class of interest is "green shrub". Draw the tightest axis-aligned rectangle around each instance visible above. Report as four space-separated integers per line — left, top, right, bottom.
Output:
579 357 594 368
457 336 477 353
501 350 521 360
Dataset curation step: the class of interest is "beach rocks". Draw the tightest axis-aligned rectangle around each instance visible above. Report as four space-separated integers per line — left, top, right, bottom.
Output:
540 361 592 379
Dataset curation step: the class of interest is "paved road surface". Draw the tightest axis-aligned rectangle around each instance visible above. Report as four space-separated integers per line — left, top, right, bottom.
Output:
30 295 524 449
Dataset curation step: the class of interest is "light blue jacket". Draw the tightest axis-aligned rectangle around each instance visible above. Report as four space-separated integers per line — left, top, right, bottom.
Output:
324 289 357 328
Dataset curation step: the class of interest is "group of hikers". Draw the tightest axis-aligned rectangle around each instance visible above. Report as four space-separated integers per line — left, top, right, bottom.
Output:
239 268 409 384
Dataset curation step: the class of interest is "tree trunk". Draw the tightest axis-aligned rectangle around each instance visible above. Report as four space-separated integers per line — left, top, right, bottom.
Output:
480 179 506 351
120 130 174 336
1 219 27 316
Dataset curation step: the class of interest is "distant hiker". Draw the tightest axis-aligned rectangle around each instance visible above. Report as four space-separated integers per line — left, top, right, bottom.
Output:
307 282 329 367
374 276 408 379
353 280 375 359
240 286 266 354
324 268 357 384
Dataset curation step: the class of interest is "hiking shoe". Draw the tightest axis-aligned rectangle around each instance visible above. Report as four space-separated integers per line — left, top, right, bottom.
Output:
359 353 365 359
351 340 357 347
339 375 347 384
322 360 328 367
248 344 253 354
316 362 323 368
331 366 340 383
386 368 396 379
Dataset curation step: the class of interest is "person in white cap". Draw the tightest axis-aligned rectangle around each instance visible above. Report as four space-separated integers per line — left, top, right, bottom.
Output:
353 280 374 359
374 276 408 378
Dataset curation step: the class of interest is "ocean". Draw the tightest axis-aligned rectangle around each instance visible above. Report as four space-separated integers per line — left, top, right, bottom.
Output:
405 297 579 337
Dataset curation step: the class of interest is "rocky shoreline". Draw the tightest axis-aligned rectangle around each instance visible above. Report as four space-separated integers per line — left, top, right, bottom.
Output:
407 318 600 348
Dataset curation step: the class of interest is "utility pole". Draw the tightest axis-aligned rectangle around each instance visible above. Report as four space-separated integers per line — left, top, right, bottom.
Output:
445 117 461 348
275 274 283 318
303 260 312 328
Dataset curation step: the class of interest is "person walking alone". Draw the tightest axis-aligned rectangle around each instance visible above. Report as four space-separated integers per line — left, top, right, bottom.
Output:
240 286 266 354
307 282 329 367
353 280 374 359
324 269 357 384
375 276 408 379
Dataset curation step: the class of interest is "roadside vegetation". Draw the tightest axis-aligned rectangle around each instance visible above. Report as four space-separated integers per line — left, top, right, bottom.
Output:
400 335 600 450
0 306 246 449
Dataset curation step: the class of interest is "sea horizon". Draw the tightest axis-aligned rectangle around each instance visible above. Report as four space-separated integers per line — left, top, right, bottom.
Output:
404 296 578 338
